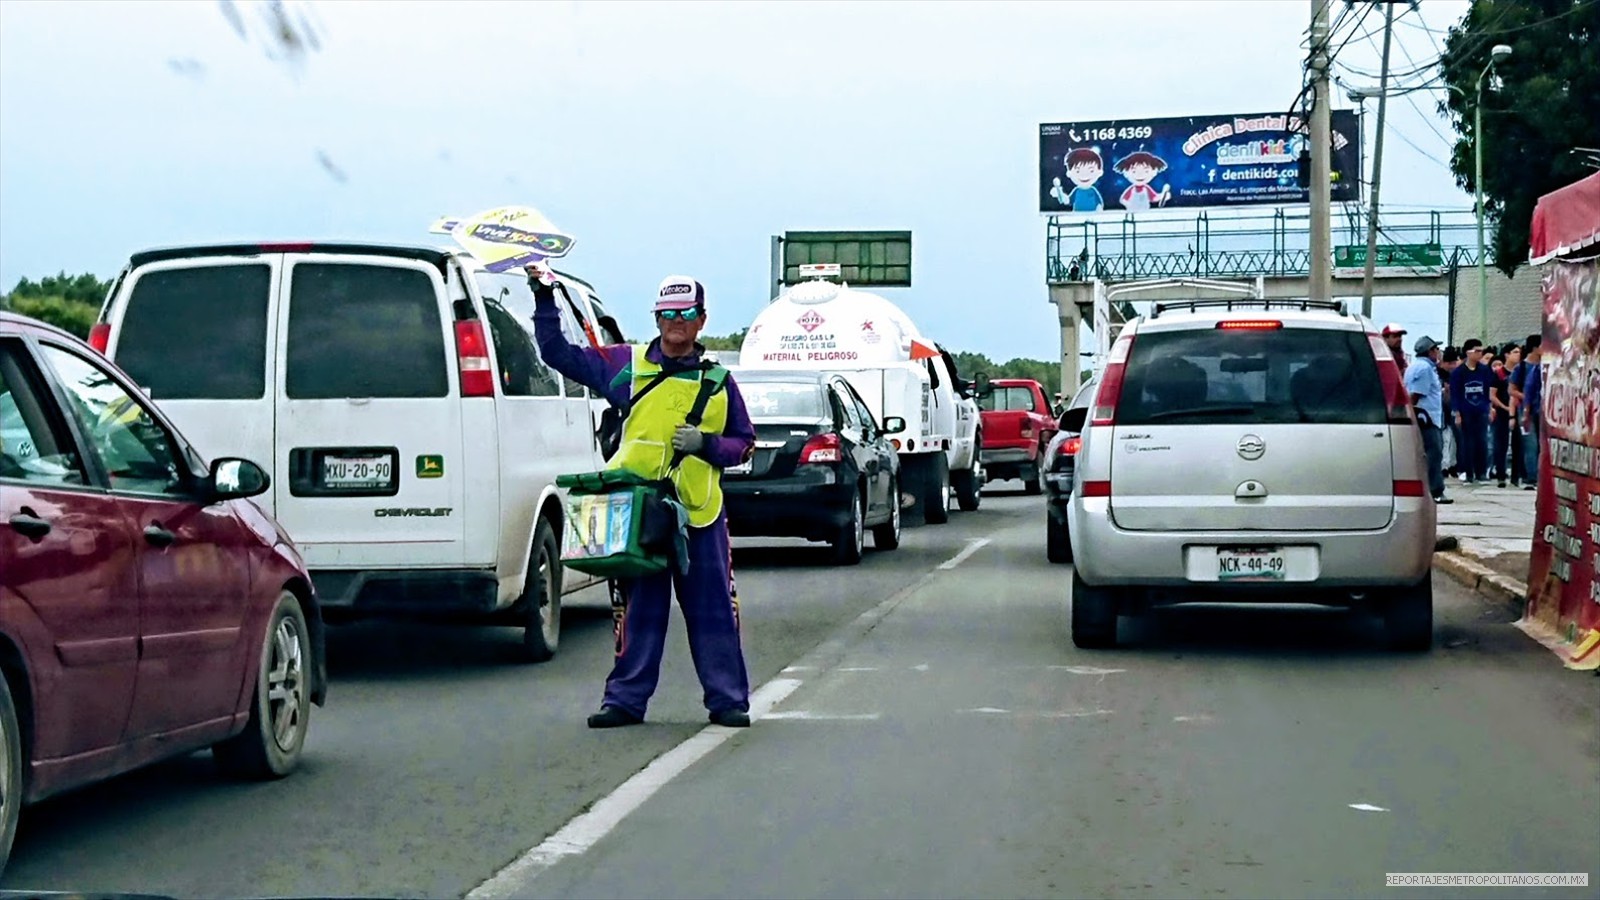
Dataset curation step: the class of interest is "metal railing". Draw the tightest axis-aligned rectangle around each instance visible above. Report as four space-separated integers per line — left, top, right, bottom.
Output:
1047 207 1489 284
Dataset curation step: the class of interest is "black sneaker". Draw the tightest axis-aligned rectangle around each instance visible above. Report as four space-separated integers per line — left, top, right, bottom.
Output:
1498 480 1507 488
709 709 750 728
1434 495 1455 505
587 705 643 728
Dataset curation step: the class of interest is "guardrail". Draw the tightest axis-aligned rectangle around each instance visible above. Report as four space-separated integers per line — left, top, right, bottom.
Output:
1046 207 1491 283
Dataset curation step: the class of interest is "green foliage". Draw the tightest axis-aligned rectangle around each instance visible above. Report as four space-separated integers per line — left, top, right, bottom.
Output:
946 350 1062 399
1439 0 1600 275
698 329 747 351
2 294 99 338
8 271 112 307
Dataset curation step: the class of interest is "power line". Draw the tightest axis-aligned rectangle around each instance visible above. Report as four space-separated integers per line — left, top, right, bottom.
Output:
1376 6 1454 150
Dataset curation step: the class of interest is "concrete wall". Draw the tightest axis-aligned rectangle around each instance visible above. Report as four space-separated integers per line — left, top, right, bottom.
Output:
1451 265 1544 348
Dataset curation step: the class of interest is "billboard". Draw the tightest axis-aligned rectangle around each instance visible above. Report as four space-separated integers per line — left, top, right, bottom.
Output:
1039 110 1361 214
781 231 911 287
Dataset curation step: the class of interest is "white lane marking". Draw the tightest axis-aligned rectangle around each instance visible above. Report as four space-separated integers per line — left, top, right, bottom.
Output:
466 678 802 900
911 663 929 672
1173 714 1216 723
959 708 1112 718
938 537 991 570
470 527 1002 898
1047 665 1126 675
760 711 882 721
1349 803 1389 812
837 666 879 672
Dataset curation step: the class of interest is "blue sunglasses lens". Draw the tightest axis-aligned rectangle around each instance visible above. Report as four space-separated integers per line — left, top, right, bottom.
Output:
658 308 701 321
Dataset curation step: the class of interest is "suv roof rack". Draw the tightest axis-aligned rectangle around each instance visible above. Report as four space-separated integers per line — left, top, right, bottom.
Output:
1148 297 1348 319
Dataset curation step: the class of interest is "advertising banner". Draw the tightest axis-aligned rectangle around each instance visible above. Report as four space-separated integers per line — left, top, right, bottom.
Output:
1039 110 1360 214
429 205 575 273
1525 257 1600 668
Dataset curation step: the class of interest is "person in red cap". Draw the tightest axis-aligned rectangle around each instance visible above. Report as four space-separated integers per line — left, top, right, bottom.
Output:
1381 324 1408 371
527 263 756 729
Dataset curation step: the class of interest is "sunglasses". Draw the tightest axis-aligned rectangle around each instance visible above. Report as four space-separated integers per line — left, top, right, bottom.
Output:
656 307 702 322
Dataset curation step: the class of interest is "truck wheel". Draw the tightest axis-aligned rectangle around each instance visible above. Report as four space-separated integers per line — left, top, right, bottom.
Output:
1046 512 1072 563
923 454 950 525
953 466 981 511
1023 453 1044 495
518 518 563 663
1070 568 1118 649
872 476 902 550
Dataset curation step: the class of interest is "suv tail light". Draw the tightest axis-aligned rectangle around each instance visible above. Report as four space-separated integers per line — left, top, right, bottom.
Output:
88 322 111 354
1090 332 1135 426
1063 435 1082 455
1216 319 1283 330
1366 332 1414 423
1081 479 1111 497
454 320 495 397
799 432 842 464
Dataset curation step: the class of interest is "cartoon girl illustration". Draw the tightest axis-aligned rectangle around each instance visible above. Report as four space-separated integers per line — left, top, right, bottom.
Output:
1050 147 1105 212
1114 149 1172 211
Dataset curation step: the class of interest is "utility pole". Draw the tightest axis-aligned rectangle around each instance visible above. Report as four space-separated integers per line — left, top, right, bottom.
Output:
1308 0 1333 303
1360 0 1394 318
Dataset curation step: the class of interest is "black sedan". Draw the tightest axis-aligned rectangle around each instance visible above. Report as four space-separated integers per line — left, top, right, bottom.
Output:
723 368 904 564
1044 376 1097 563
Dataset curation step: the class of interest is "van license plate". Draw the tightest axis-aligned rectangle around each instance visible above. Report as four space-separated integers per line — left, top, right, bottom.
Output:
322 454 394 489
1217 548 1286 581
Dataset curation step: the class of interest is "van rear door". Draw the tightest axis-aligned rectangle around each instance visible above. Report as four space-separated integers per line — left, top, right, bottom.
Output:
104 256 279 502
271 253 467 567
1109 324 1394 532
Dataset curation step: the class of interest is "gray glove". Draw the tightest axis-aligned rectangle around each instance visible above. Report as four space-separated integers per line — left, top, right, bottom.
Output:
672 425 705 455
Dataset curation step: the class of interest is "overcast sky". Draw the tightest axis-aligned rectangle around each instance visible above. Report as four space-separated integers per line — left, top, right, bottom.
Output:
0 0 1473 360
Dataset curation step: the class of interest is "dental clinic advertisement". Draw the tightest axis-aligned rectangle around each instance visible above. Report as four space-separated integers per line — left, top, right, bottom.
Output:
1039 110 1361 214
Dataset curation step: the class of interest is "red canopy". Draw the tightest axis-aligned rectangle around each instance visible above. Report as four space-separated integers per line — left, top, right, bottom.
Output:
1529 171 1600 264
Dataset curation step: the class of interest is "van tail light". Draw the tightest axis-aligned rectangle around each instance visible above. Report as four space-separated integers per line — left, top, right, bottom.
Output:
259 242 315 253
454 320 495 397
1090 332 1135 426
1063 435 1082 455
799 433 842 464
1082 479 1111 498
88 323 111 354
1366 332 1414 423
1393 479 1426 497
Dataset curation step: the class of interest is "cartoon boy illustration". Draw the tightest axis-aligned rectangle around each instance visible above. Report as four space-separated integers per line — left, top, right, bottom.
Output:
1114 149 1172 211
1050 147 1105 212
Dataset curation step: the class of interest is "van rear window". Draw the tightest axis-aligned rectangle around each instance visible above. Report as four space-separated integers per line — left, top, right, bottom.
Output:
116 265 270 399
286 264 447 399
1118 327 1385 426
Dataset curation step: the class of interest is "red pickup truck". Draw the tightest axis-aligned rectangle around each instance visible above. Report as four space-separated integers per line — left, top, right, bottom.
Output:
977 378 1058 494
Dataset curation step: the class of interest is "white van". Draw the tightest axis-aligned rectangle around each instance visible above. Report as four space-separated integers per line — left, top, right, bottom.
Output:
90 241 623 661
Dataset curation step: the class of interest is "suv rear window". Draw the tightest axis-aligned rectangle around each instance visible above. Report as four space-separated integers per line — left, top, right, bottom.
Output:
1118 326 1384 425
116 264 271 399
286 263 448 399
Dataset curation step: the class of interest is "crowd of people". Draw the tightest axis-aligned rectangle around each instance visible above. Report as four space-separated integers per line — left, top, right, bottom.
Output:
1385 323 1544 505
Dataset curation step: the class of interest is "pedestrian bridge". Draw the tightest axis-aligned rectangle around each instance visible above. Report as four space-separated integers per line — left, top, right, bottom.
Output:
1045 207 1490 380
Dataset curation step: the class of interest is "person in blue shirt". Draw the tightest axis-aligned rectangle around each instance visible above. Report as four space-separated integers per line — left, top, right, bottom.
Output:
1511 335 1545 490
1405 335 1451 504
1449 342 1495 482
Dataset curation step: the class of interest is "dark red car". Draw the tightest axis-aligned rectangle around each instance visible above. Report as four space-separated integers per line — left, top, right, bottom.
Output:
0 312 326 873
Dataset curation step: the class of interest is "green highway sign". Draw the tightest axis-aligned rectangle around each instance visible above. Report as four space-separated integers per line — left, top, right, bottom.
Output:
1333 242 1444 274
781 231 911 287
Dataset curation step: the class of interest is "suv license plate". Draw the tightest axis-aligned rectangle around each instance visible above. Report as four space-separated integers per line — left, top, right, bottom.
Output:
1217 548 1286 581
322 454 394 489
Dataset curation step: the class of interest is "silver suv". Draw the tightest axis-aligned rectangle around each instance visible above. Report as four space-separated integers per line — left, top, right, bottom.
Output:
1067 299 1436 650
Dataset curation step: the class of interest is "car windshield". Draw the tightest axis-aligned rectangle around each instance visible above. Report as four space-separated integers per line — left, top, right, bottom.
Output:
740 381 826 419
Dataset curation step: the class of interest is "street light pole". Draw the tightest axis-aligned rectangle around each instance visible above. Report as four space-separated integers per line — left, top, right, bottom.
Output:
1360 1 1395 319
1474 44 1512 341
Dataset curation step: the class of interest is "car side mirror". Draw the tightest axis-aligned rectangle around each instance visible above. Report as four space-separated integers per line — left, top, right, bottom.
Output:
882 416 907 435
210 457 270 501
1059 407 1088 432
972 372 992 397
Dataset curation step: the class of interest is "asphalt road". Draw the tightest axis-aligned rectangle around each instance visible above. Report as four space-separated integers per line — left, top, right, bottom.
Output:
4 491 1596 899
